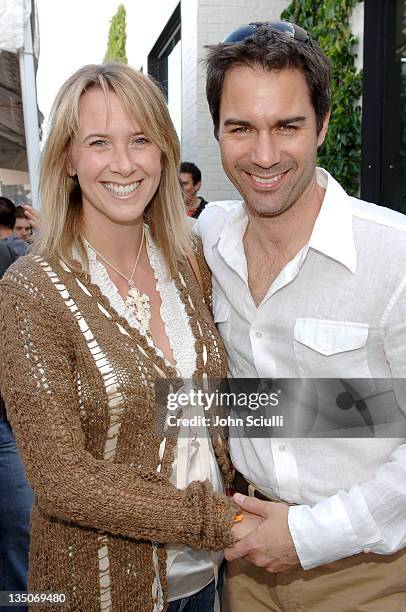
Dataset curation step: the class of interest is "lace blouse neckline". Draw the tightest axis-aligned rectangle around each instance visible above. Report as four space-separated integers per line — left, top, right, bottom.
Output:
84 227 197 378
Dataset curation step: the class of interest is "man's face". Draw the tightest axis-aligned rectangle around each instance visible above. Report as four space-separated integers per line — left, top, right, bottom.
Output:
14 217 31 241
179 172 201 206
218 65 329 218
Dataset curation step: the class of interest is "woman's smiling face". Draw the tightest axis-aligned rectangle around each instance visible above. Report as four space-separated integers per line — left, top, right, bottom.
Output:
69 87 162 232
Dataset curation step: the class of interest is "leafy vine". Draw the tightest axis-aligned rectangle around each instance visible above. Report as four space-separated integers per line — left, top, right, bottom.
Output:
281 0 362 194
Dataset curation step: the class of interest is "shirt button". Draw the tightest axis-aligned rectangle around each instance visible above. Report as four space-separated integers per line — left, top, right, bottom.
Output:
279 444 286 452
255 331 262 338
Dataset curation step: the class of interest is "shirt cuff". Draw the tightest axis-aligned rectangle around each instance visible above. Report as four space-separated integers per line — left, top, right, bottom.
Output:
288 495 362 569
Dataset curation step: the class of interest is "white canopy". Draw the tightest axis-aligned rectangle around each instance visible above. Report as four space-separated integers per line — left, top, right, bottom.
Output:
0 0 24 52
0 0 41 208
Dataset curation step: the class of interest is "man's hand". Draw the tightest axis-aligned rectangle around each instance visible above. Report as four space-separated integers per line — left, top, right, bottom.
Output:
232 509 263 541
22 204 41 232
225 493 301 574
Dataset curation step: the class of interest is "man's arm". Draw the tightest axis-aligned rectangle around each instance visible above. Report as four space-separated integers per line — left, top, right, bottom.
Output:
226 285 406 571
226 443 406 571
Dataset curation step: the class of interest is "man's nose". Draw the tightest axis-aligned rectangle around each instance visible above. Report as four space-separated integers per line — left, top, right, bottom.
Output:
250 132 281 168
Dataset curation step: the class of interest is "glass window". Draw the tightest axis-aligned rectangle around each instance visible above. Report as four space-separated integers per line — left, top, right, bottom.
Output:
399 0 406 211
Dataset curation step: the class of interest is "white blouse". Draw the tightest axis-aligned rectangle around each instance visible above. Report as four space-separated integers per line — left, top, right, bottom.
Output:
85 228 223 603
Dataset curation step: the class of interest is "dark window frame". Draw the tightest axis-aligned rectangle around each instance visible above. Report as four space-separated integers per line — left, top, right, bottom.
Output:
361 0 405 210
147 3 181 100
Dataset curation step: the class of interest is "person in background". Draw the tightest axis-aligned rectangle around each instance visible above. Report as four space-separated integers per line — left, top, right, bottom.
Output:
179 162 208 218
0 240 15 278
0 197 28 258
0 63 242 612
196 20 406 612
13 206 32 242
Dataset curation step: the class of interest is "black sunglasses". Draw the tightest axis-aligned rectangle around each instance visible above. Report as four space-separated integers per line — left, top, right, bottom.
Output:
222 21 311 44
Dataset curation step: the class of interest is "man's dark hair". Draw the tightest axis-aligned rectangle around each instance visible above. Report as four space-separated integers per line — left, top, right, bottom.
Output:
0 197 16 229
205 27 331 138
180 162 202 185
15 206 29 220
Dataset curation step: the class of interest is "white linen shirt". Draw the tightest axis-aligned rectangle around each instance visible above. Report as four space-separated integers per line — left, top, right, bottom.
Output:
195 168 406 570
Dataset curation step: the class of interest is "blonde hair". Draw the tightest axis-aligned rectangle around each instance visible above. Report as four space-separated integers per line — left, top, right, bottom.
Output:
37 63 189 275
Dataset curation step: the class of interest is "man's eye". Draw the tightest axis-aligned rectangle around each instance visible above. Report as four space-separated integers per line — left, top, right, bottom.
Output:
232 126 250 134
279 125 296 133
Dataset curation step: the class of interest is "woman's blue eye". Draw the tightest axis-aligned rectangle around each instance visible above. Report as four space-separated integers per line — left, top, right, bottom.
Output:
133 137 147 145
89 139 107 146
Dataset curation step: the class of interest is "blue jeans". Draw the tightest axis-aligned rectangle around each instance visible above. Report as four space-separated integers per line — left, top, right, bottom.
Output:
168 569 223 612
0 406 34 612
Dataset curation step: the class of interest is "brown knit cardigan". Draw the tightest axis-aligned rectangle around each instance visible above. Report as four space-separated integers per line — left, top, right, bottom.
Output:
0 243 238 612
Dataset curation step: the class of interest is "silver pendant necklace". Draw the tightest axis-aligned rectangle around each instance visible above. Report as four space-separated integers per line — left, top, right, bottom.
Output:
87 226 151 331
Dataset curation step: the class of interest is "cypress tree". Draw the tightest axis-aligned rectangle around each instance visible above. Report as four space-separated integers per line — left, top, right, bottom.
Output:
104 3 128 64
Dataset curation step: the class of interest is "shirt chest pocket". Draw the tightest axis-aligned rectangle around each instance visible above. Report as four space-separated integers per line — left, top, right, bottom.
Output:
293 318 372 380
212 292 231 344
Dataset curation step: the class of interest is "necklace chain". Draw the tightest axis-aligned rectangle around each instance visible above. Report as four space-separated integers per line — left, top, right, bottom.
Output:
87 226 151 332
87 225 145 284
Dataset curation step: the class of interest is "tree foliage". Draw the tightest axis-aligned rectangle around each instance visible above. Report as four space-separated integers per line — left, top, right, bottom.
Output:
281 0 362 195
104 3 128 64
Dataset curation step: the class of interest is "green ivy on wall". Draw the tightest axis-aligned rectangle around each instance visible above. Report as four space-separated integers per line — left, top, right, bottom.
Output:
281 0 362 195
104 3 128 64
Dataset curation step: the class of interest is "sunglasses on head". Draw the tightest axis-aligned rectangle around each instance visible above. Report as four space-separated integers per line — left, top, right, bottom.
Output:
222 21 311 44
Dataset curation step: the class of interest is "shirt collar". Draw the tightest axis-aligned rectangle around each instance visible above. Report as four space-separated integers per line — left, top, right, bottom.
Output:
217 167 356 276
309 168 356 274
217 205 249 281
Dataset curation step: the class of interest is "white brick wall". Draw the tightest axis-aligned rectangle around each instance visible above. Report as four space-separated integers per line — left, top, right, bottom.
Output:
181 0 291 201
126 0 364 203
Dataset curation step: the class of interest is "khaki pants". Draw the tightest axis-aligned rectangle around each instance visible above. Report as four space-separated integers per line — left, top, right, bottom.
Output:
223 549 406 612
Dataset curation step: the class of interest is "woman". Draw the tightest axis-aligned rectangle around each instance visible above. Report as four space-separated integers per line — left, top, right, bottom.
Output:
0 64 239 611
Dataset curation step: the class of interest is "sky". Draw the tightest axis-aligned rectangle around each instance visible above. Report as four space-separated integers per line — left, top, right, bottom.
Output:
36 0 119 126
36 0 168 130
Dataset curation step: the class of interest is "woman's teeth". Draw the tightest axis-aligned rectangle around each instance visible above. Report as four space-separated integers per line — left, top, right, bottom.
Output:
104 181 140 194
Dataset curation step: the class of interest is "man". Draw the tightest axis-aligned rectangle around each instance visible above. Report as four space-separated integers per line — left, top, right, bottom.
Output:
0 196 33 609
0 197 29 258
195 22 406 611
14 206 32 242
0 240 15 278
179 161 208 218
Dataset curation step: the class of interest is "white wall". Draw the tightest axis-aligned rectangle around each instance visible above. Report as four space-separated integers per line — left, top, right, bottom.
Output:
0 169 30 185
124 0 364 202
180 0 291 202
351 1 364 72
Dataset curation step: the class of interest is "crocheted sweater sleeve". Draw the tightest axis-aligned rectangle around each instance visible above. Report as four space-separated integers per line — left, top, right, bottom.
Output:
0 276 237 550
191 234 213 312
